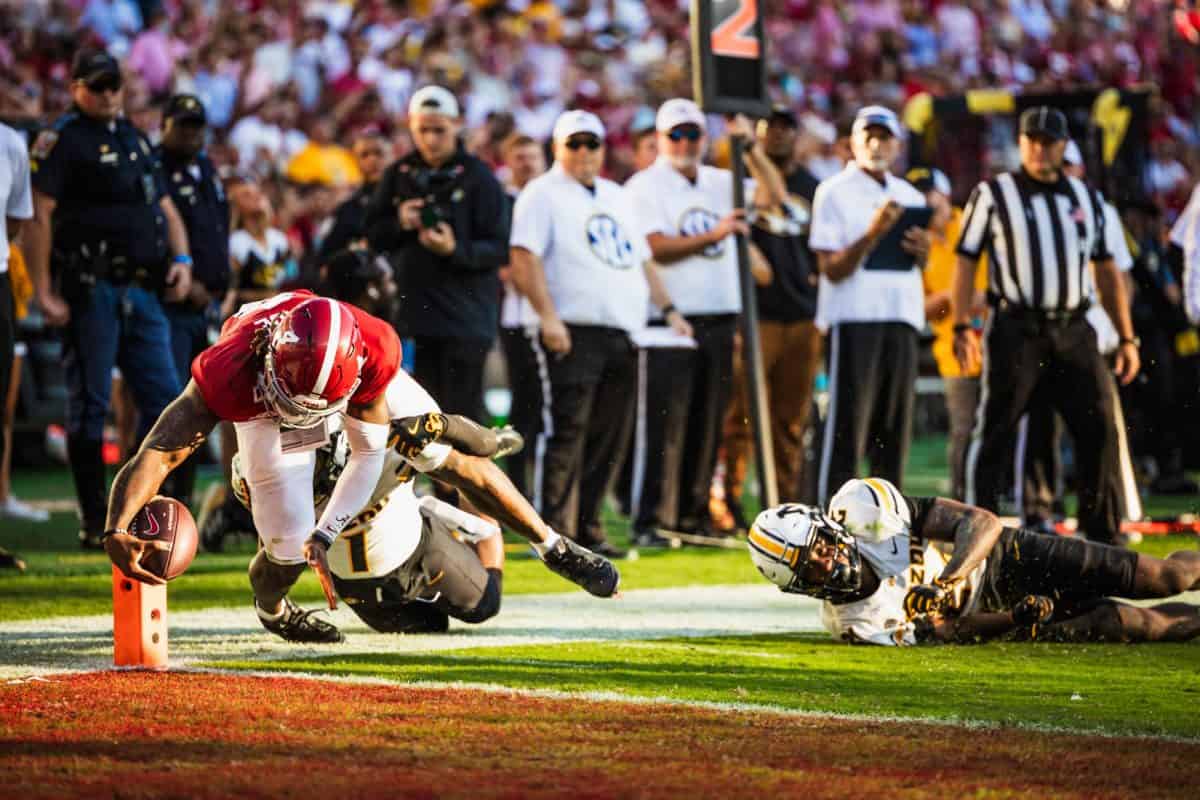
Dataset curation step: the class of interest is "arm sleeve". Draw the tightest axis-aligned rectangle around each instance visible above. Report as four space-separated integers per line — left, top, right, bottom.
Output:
806 181 846 252
30 128 70 200
955 182 994 258
365 166 415 253
447 167 511 272
6 136 32 219
313 416 391 544
508 182 552 257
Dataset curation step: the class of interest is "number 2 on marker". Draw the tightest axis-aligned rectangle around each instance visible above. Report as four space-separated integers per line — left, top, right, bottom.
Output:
711 0 760 58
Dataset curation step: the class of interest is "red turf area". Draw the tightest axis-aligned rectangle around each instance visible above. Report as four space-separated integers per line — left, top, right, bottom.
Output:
1 672 1195 799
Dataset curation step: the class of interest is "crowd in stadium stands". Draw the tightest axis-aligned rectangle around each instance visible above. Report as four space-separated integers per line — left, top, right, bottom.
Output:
0 0 1198 545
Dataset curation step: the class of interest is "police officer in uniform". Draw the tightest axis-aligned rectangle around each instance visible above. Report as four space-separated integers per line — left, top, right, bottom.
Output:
157 93 230 507
24 50 192 548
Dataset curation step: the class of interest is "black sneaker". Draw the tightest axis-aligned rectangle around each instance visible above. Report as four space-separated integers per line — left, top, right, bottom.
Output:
541 537 620 597
0 547 26 572
257 597 345 643
633 527 679 549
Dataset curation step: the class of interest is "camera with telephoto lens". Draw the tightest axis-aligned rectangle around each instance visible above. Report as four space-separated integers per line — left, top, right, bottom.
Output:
401 162 465 230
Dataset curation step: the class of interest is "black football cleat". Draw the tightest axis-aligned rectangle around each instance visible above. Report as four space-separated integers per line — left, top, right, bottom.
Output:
541 537 620 598
257 597 345 644
0 547 26 573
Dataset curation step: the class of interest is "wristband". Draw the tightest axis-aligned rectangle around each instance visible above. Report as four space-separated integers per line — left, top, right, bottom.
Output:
1119 336 1141 348
662 304 678 317
172 254 193 266
100 527 128 542
952 323 972 334
310 529 335 549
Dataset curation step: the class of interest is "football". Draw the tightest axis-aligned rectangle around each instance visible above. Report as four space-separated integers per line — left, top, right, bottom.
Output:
128 496 199 581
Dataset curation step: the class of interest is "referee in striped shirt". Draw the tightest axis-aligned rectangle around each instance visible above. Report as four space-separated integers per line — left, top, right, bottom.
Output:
952 107 1140 545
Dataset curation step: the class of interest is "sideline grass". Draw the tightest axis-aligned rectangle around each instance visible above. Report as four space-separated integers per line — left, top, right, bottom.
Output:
209 632 1200 739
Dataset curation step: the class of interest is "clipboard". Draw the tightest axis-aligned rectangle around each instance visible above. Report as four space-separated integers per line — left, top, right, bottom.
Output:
862 206 934 272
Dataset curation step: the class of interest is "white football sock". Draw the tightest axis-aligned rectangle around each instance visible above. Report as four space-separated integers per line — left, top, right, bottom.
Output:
531 529 561 557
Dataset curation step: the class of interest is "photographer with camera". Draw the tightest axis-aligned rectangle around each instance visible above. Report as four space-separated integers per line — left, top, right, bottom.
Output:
366 86 509 424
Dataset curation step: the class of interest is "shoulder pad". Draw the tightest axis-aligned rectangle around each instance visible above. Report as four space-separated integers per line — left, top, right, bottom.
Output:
828 478 910 543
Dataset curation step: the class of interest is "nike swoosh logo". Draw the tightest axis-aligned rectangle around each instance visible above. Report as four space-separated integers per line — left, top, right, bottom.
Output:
143 511 160 538
408 419 421 436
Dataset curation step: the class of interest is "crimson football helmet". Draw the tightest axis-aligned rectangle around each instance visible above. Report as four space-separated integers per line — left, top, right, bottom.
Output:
262 298 365 428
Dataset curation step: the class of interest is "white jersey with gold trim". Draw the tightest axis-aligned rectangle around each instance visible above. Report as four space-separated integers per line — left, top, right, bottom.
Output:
320 449 422 580
820 478 987 646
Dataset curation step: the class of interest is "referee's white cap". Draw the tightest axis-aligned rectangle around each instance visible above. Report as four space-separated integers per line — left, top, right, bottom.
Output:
851 105 903 139
408 85 460 120
552 109 606 142
656 98 707 133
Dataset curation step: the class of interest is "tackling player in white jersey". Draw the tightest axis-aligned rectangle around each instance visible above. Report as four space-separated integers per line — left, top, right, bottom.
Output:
748 478 1200 644
233 419 519 633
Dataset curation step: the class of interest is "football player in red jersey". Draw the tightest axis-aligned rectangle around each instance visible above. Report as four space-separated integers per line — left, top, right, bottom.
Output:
102 281 619 644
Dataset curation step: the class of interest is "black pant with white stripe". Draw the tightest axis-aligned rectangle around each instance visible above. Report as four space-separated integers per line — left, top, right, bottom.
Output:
632 315 737 533
967 310 1121 542
817 321 918 503
499 326 545 498
534 325 636 547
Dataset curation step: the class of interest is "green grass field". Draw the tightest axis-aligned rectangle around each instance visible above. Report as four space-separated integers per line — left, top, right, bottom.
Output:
4 435 1199 744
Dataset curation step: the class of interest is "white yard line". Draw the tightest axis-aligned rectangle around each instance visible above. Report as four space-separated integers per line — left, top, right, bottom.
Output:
0 584 816 679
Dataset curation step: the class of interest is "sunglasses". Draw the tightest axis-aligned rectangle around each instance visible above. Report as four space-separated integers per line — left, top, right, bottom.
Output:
85 76 123 94
564 136 602 151
667 126 702 142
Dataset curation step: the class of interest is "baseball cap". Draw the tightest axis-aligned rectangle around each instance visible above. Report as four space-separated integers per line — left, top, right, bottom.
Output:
72 49 121 83
164 94 207 125
408 85 460 120
552 110 606 142
1019 106 1069 141
905 166 952 196
656 98 707 134
852 105 903 139
1063 139 1083 166
766 105 798 127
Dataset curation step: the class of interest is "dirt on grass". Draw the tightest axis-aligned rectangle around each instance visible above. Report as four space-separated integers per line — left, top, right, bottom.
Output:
1 671 1194 799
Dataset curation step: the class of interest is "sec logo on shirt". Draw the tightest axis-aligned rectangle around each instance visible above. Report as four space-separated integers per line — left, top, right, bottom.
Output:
586 214 637 269
679 207 723 258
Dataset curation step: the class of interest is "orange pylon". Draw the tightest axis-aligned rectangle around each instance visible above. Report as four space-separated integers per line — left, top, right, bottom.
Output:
112 566 168 669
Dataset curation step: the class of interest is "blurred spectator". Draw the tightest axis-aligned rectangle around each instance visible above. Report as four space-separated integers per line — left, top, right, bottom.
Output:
126 8 186 94
158 94 230 508
510 110 690 557
1174 182 1200 325
721 107 822 525
630 124 658 172
317 129 392 261
366 85 509 424
497 133 547 498
285 117 362 187
223 183 294 318
915 166 987 501
623 100 785 544
810 106 930 503
0 123 39 548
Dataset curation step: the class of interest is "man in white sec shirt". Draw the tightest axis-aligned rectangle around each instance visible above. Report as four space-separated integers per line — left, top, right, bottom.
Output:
511 109 691 558
623 98 785 547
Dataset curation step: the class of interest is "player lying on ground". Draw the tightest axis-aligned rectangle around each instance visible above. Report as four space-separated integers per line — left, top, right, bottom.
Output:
230 420 520 633
748 478 1200 644
102 284 619 644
